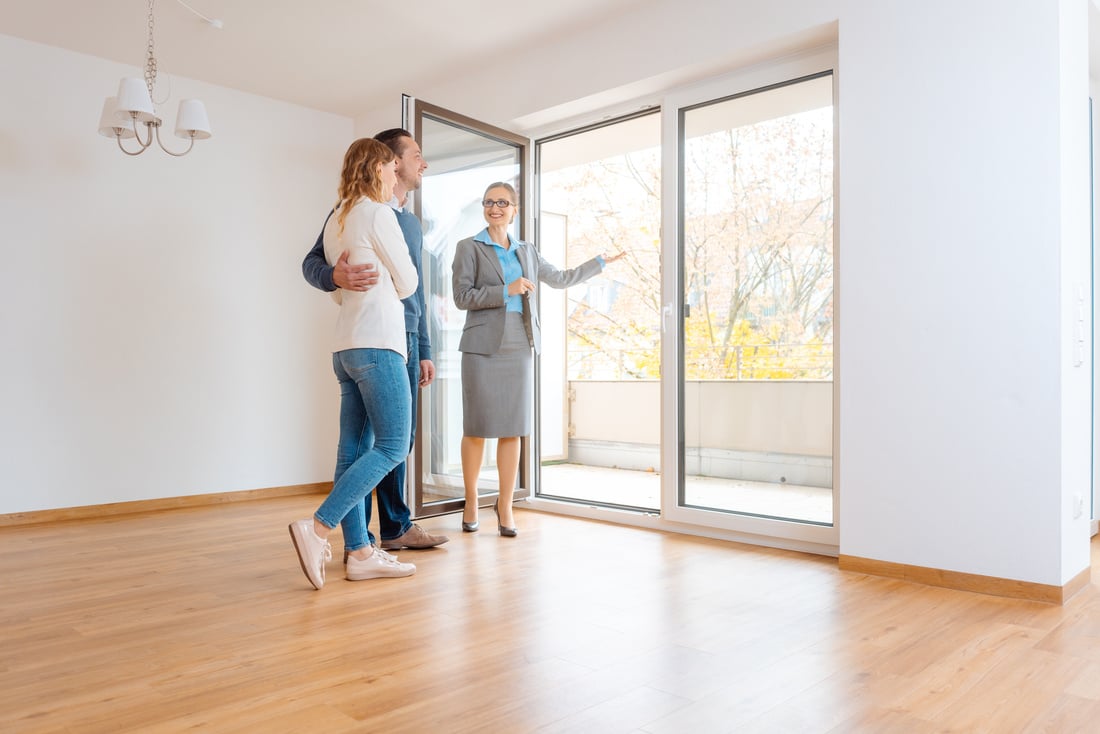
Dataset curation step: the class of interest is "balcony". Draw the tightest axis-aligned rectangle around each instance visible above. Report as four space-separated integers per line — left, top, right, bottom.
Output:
537 379 833 525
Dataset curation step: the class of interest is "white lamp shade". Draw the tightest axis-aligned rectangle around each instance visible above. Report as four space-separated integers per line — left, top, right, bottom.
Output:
174 99 212 139
116 77 157 123
97 96 137 139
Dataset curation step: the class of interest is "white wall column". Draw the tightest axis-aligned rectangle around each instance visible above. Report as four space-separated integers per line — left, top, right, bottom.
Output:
837 0 1091 588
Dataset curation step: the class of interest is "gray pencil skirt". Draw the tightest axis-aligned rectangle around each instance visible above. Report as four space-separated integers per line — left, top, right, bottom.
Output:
461 312 533 438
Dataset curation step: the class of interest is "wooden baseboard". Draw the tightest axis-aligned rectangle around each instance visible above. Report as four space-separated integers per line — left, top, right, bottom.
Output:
838 554 1091 605
0 482 333 528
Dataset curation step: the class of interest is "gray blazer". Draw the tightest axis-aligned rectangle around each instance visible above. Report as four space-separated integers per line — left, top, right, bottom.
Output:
452 235 604 356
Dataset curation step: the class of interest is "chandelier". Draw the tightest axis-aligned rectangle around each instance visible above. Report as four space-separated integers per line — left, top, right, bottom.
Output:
97 0 215 156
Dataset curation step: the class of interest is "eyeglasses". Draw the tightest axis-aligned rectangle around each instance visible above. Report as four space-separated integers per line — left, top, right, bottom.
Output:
482 199 514 209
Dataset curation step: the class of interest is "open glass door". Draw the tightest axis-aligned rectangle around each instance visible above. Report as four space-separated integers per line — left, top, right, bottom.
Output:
405 98 530 517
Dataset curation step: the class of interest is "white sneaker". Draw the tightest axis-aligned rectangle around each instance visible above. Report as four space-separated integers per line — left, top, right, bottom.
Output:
344 544 400 565
371 546 400 563
289 519 332 590
346 546 416 581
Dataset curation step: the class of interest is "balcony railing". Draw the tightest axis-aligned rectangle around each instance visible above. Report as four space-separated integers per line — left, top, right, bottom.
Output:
566 343 833 381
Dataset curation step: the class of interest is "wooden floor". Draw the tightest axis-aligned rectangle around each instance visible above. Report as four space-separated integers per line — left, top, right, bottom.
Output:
2 496 1099 733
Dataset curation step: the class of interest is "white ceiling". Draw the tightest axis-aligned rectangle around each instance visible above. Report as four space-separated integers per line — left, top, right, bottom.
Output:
5 1 1100 120
0 0 644 118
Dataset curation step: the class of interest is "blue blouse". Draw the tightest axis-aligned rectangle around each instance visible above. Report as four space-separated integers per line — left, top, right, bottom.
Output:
473 228 524 313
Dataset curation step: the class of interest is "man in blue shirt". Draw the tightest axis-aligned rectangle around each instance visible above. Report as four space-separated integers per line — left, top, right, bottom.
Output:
302 128 448 553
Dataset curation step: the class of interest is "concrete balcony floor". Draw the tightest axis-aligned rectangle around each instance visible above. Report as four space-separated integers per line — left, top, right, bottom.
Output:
539 462 833 525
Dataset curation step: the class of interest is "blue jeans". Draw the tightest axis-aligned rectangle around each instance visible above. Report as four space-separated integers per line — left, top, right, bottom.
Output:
316 348 411 551
368 333 421 542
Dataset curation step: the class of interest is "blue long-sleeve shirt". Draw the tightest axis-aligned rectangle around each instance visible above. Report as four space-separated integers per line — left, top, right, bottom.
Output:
301 205 432 361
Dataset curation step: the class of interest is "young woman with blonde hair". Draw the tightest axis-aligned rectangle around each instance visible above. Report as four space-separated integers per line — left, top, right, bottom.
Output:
289 138 419 589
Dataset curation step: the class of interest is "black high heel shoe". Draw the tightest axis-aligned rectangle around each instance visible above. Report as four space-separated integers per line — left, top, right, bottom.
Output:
493 499 518 537
462 501 479 532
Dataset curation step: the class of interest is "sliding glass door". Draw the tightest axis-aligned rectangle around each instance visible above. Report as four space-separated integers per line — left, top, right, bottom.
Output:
401 49 837 552
681 73 834 524
535 111 663 511
661 52 838 549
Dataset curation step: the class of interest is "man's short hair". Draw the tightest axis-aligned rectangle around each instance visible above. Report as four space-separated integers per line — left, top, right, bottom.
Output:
374 128 413 157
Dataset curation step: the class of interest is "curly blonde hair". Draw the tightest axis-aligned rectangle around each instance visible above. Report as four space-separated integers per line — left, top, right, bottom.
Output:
334 138 395 236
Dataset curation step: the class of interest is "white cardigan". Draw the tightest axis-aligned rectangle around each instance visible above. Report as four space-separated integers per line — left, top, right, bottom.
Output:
323 198 418 358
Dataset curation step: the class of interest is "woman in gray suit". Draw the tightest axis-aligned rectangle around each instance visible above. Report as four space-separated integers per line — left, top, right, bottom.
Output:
451 182 623 536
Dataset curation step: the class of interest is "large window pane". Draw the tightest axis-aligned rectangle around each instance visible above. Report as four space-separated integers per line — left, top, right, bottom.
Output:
537 111 662 510
681 73 834 525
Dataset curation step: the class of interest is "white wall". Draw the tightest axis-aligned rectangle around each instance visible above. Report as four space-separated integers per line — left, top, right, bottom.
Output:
1058 0 1094 582
0 34 352 513
1092 64 1100 538
837 0 1091 586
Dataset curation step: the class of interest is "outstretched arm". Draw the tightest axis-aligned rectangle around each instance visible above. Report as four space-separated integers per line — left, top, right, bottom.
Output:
534 249 605 289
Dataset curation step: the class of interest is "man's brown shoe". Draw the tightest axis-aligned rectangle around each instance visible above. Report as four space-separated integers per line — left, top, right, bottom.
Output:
381 524 450 550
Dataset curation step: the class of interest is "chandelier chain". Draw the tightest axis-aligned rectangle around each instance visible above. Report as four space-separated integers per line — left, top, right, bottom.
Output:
143 0 158 101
